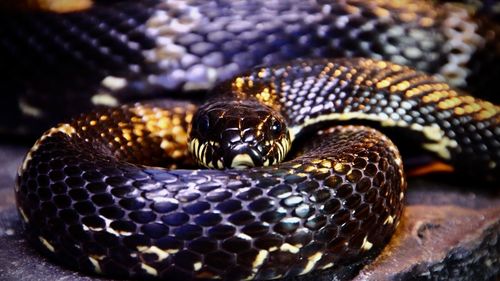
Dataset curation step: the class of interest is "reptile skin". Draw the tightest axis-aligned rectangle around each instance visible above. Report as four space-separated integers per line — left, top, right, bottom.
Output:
16 58 499 279
5 0 500 279
0 0 499 135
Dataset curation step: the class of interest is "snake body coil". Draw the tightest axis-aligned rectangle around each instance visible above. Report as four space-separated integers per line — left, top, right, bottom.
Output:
7 0 500 279
16 58 499 280
1 0 499 135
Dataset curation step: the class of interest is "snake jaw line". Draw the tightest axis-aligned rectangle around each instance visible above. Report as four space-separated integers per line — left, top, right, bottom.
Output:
231 153 255 169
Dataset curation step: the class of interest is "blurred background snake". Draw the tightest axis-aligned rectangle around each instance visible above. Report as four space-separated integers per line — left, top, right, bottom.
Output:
3 0 500 280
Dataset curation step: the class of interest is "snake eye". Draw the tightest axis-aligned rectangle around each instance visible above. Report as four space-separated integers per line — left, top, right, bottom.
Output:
270 119 283 136
199 116 210 132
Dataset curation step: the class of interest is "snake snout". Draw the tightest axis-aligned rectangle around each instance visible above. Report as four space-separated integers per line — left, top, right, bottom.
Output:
227 143 264 169
189 98 292 170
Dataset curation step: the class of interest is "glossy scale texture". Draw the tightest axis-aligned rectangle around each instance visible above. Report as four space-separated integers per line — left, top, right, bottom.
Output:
224 58 499 179
16 58 499 280
1 0 499 135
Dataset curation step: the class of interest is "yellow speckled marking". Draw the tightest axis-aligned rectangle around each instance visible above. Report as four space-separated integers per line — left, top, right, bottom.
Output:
91 92 119 106
193 262 202 271
18 208 29 223
128 104 193 163
243 249 269 280
322 262 334 270
301 252 323 274
269 246 278 252
290 112 402 139
422 136 457 160
52 124 76 136
89 256 103 273
141 263 158 276
384 215 394 225
82 224 102 232
279 243 300 254
102 76 128 90
333 163 346 173
290 111 457 160
32 0 93 13
361 236 373 251
420 124 445 142
100 215 133 237
137 245 171 261
237 233 253 241
252 250 268 269
39 236 55 252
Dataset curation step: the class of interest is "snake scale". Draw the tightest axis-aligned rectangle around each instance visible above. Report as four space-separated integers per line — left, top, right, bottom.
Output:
6 0 500 280
1 0 500 135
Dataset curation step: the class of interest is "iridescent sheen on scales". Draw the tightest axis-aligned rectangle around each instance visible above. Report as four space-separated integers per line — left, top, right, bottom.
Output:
16 58 499 280
1 0 499 135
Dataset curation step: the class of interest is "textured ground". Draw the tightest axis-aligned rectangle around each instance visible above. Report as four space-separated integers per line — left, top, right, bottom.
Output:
0 142 498 281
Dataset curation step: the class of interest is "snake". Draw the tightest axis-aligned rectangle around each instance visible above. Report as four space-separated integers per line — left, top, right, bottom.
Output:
9 0 500 280
1 0 500 135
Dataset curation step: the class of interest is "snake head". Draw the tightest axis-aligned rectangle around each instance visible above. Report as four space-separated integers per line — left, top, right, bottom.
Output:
189 99 291 169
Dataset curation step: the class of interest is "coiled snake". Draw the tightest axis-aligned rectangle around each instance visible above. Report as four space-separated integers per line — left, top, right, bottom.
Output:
9 0 500 280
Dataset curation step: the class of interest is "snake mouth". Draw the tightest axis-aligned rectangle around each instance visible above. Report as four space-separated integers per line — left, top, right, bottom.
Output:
230 153 256 169
227 145 263 169
189 137 266 169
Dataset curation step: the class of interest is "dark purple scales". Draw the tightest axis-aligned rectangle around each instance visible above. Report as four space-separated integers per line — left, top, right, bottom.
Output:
15 104 408 279
1 0 499 135
7 0 500 279
16 60 497 277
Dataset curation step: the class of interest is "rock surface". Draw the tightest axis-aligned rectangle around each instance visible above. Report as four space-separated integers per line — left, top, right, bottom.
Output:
0 143 498 281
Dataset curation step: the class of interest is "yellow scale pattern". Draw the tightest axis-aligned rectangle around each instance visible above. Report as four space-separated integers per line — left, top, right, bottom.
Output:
69 102 198 169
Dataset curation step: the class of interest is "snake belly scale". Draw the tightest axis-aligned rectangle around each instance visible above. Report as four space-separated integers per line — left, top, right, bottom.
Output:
16 58 499 280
